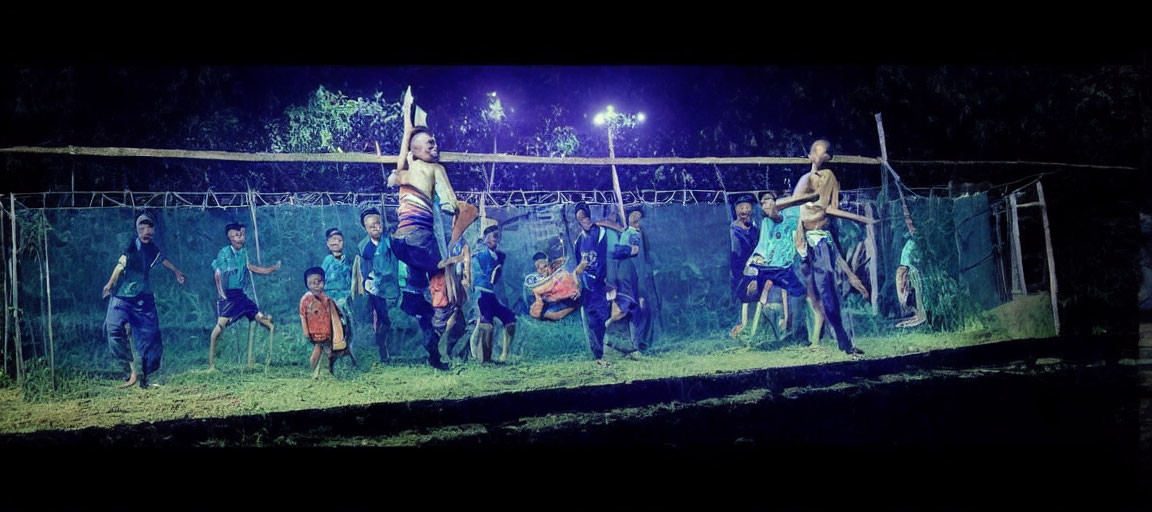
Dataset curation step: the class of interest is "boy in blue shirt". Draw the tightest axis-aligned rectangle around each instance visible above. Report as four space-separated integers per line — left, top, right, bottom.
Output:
354 208 399 365
207 222 281 371
742 191 809 341
572 202 612 367
101 213 186 388
470 224 516 363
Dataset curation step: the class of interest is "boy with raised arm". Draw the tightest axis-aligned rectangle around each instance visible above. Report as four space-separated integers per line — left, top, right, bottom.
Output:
102 212 186 388
386 88 476 370
207 222 281 371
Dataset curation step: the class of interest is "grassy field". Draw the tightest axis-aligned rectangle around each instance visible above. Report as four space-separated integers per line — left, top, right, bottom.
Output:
0 295 1054 435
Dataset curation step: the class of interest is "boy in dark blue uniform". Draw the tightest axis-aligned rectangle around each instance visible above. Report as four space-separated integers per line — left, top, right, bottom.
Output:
572 202 612 367
470 223 516 362
101 213 187 388
354 208 399 365
729 195 760 338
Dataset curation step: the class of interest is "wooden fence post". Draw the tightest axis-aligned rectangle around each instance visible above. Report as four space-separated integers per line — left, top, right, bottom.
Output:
865 202 879 315
1036 181 1059 335
1007 191 1027 297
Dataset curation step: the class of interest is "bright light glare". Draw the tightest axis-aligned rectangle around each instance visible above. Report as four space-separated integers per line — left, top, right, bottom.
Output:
593 113 605 125
636 112 646 122
606 105 615 112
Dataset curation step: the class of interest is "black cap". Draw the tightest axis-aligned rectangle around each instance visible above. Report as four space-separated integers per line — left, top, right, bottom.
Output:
360 207 381 226
573 202 590 217
733 195 756 207
325 227 343 239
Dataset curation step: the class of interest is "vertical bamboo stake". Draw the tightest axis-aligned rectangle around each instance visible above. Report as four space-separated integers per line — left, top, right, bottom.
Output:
245 186 261 307
1007 191 1027 296
37 237 45 360
43 212 54 389
10 194 23 384
992 208 1010 303
2 208 8 376
1036 181 1059 335
864 202 879 315
606 126 627 225
247 185 263 265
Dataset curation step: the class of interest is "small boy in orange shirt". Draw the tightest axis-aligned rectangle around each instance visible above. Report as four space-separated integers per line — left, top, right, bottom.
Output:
299 267 356 378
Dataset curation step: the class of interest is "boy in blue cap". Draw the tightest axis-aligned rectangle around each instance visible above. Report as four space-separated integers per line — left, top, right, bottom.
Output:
729 194 760 338
207 222 281 371
101 212 187 388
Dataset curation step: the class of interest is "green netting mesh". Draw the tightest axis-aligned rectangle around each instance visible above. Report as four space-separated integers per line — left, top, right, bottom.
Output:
2 187 1038 384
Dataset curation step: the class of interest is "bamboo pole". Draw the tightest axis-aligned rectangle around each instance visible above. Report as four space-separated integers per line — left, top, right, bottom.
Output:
864 202 879 315
1007 192 1027 296
10 195 23 384
2 207 7 376
992 208 1010 303
606 126 627 225
1 145 1137 170
36 238 44 360
0 145 883 167
1035 181 1059 335
247 186 263 265
43 212 54 389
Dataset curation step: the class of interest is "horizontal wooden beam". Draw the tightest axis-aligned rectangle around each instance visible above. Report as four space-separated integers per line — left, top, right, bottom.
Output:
0 145 881 167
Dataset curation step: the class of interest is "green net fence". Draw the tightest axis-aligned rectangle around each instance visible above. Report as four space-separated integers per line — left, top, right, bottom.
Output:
1 183 1059 398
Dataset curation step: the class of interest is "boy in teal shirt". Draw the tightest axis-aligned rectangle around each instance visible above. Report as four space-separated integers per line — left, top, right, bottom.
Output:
321 227 355 344
207 222 282 371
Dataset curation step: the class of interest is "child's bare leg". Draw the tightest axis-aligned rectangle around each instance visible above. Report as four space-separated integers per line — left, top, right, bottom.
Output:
310 344 322 368
255 313 275 368
500 323 516 362
208 318 229 370
120 361 138 388
781 289 790 331
544 307 576 321
731 303 751 338
750 280 775 339
749 302 764 341
806 292 825 347
605 301 624 327
471 323 492 363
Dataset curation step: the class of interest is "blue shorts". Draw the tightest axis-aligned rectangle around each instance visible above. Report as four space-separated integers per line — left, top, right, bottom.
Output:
546 297 581 313
736 264 806 301
755 264 807 297
478 292 516 325
217 288 259 324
